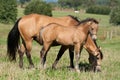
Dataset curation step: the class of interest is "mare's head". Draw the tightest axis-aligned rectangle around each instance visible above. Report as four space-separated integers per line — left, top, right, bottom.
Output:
88 41 103 72
79 18 99 40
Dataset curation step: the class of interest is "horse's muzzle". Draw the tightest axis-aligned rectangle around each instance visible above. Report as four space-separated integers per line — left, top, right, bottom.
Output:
94 65 101 72
92 35 97 40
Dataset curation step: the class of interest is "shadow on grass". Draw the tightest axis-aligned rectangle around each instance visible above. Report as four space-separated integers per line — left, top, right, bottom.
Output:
45 62 93 72
78 62 91 72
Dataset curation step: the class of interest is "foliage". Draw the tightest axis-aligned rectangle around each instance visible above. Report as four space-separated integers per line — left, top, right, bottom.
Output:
86 5 111 15
57 0 120 10
1 8 120 80
58 0 82 10
0 0 17 24
109 0 120 8
24 0 52 16
110 6 120 25
19 0 31 8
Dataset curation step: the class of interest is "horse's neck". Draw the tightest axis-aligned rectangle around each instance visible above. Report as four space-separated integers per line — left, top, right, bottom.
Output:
77 24 90 34
85 35 97 51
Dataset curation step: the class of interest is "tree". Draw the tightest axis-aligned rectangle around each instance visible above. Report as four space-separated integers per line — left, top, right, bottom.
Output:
109 0 120 8
0 0 17 24
110 6 120 25
58 0 82 10
19 0 31 8
24 0 52 16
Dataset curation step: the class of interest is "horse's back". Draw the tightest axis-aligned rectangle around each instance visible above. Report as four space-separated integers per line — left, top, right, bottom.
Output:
41 23 75 45
17 13 79 41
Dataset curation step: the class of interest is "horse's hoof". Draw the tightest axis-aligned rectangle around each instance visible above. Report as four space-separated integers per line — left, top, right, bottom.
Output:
28 64 34 69
67 65 74 69
75 69 80 73
52 66 57 70
94 66 101 72
19 65 23 69
76 69 80 73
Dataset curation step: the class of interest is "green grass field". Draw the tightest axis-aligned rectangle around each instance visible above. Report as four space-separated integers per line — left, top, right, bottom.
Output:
0 8 120 80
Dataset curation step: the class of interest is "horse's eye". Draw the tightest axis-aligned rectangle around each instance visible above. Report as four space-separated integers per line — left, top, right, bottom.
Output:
91 28 94 30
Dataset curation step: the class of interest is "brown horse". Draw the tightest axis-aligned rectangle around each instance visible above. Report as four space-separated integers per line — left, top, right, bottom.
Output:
7 14 79 68
52 35 103 72
7 14 100 70
40 20 98 72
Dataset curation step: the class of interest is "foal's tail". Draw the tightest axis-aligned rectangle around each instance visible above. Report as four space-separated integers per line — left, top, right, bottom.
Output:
7 18 21 61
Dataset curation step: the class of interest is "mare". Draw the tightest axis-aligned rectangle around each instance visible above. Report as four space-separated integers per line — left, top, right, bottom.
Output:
40 20 99 72
7 14 100 71
7 14 79 68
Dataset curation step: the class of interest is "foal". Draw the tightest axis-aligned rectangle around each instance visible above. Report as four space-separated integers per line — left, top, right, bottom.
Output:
40 21 98 72
52 35 103 72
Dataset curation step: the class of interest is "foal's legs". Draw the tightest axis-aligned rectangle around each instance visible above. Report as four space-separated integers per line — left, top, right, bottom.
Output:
52 45 68 69
74 43 82 73
40 42 51 68
69 46 83 69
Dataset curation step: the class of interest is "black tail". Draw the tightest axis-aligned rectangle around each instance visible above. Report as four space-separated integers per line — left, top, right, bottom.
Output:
7 18 21 61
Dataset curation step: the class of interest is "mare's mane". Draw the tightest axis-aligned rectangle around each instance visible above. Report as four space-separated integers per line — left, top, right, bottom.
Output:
67 15 80 23
77 18 99 26
93 40 103 59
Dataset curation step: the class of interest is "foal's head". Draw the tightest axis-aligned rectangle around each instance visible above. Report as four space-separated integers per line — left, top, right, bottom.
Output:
79 18 99 40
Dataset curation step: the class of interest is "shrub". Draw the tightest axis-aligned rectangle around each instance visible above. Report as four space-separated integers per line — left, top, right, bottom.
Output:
110 6 120 25
24 0 52 16
0 0 17 24
86 5 111 15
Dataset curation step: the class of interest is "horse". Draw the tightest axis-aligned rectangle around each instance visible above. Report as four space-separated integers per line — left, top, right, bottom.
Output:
7 14 80 68
7 14 100 70
52 35 103 72
40 20 99 72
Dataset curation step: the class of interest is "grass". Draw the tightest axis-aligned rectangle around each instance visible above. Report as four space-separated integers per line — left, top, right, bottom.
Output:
0 8 120 80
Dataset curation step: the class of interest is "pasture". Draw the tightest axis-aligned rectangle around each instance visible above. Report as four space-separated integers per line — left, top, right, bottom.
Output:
0 8 120 80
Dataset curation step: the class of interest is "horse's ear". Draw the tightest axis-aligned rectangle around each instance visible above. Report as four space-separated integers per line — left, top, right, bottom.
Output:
88 21 92 25
98 46 101 50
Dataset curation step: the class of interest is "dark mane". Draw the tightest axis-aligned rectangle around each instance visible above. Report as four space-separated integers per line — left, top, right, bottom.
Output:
94 40 103 59
67 15 80 23
79 18 99 25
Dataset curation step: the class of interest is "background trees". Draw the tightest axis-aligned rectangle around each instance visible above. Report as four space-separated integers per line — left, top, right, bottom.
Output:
19 0 31 8
110 6 120 25
58 0 82 10
0 0 120 25
0 0 17 24
24 0 52 16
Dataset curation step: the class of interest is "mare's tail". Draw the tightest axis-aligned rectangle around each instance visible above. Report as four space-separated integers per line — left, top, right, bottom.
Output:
7 18 21 61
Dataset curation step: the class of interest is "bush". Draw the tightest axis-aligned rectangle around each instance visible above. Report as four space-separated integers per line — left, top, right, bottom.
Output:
86 5 111 15
0 0 17 24
24 0 52 16
110 6 120 25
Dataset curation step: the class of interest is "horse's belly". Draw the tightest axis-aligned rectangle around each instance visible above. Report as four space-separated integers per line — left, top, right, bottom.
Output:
56 36 73 46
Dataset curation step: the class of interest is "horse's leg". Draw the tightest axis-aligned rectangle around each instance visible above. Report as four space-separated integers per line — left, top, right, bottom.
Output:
25 40 34 68
69 46 83 69
18 43 25 68
74 43 82 73
52 45 68 69
40 42 51 68
68 46 74 68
